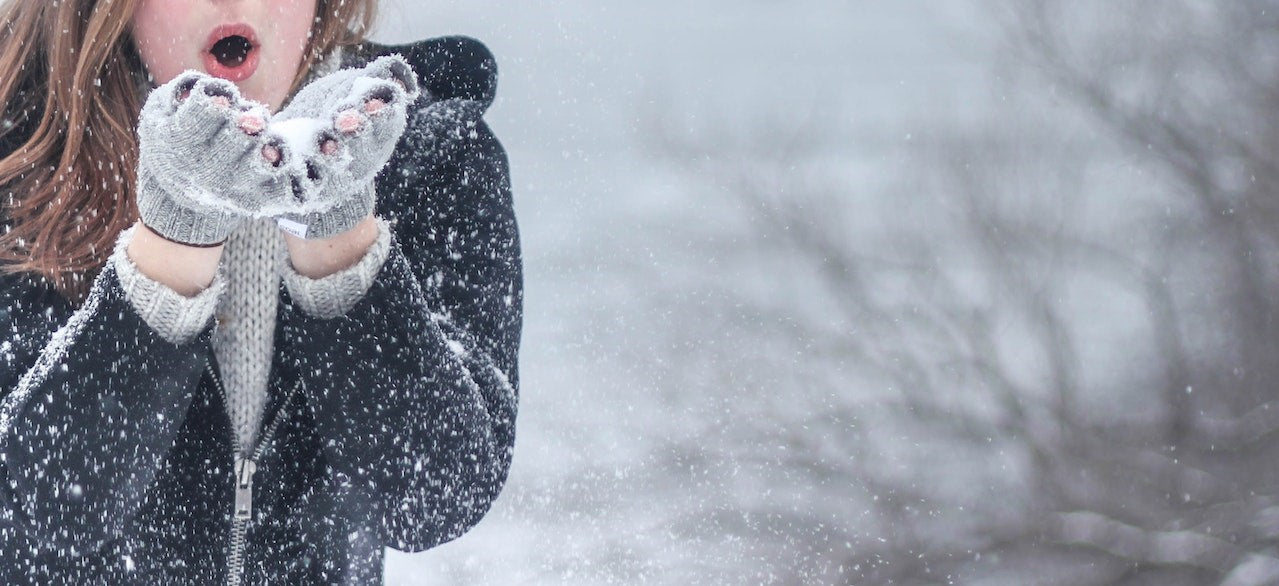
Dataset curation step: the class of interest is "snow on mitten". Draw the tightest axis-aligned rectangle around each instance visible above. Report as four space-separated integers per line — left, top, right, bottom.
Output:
136 72 294 246
268 55 419 239
268 55 420 240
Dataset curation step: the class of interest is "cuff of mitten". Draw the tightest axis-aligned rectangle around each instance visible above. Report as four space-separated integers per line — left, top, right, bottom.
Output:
281 215 393 319
112 225 226 345
136 171 239 246
286 185 376 240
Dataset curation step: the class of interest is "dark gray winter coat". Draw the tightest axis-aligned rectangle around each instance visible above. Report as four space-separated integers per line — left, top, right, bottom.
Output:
0 37 522 584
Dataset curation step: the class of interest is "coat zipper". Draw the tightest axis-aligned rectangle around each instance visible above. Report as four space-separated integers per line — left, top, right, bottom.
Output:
206 360 302 586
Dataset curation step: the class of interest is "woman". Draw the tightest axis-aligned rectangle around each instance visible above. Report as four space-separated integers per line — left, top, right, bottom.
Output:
0 0 522 583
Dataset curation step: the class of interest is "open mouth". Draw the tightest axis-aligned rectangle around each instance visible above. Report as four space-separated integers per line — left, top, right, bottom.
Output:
203 24 259 82
211 35 253 68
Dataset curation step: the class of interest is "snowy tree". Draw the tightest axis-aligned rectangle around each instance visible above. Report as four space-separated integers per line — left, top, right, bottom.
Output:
637 1 1279 583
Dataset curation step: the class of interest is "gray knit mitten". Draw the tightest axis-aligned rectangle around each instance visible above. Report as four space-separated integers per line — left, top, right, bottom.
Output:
136 73 294 246
269 55 420 240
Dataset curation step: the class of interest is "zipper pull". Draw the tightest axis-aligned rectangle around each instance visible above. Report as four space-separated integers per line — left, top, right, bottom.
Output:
234 457 257 520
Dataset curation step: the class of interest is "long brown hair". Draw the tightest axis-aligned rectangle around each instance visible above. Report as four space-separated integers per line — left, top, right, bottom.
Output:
0 0 378 302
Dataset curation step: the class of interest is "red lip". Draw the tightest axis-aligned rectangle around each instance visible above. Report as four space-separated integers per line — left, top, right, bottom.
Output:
203 24 259 82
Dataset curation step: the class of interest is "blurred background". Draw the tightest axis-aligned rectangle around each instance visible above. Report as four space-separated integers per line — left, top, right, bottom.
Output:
377 1 1279 584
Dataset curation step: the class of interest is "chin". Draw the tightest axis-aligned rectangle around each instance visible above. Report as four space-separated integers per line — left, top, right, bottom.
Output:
222 72 291 110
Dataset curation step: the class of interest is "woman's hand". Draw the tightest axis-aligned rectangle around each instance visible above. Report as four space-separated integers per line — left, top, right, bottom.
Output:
135 55 419 248
135 73 293 246
267 55 420 240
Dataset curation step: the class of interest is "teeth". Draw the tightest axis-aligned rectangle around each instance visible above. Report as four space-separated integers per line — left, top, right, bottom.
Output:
211 35 252 67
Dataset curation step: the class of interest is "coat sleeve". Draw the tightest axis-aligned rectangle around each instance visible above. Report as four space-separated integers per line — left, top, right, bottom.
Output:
279 109 522 551
0 255 211 553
